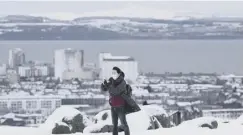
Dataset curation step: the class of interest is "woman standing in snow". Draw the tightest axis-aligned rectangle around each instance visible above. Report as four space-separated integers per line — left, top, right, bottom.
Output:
101 67 140 135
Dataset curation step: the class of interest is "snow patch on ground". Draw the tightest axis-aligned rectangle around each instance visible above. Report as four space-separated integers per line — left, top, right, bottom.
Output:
1 123 243 135
230 113 243 125
93 110 111 124
178 117 223 128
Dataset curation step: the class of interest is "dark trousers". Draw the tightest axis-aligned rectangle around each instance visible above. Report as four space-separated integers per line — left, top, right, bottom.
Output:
111 106 130 135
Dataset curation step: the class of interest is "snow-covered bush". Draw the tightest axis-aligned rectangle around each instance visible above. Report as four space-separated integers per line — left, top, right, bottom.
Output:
70 114 86 133
40 106 91 134
142 105 170 127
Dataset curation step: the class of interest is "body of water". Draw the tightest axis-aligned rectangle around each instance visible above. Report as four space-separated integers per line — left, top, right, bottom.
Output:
0 40 243 74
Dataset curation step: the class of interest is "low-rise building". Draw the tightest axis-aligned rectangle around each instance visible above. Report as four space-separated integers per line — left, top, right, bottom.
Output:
6 69 19 83
200 89 223 105
0 96 61 116
202 108 243 120
0 113 45 127
61 94 106 107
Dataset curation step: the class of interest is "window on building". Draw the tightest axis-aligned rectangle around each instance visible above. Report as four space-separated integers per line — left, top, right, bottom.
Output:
0 101 8 108
26 101 37 109
55 100 61 108
41 101 52 108
38 70 42 77
11 101 22 111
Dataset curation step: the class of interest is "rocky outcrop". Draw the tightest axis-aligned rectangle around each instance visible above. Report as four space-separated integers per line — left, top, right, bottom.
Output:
51 114 87 134
200 120 218 129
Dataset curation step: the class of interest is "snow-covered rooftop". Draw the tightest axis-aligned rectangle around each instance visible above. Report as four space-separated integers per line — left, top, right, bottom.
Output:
101 53 135 61
103 57 135 61
202 108 243 113
219 74 243 79
190 84 223 89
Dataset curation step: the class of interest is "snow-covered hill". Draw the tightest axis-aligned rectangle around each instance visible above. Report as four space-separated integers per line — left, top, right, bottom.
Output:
0 15 64 23
1 104 243 135
0 15 243 40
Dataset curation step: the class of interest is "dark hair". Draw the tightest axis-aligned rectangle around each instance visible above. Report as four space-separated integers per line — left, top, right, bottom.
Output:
112 67 121 74
120 72 125 77
112 67 125 77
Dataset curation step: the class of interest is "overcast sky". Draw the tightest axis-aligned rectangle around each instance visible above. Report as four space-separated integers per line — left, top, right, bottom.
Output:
0 1 243 19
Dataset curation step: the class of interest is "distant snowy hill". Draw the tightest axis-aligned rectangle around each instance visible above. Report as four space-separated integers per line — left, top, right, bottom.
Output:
0 15 62 23
0 15 243 40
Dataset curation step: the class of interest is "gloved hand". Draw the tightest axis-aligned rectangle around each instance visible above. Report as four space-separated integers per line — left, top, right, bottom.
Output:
103 80 108 86
101 83 108 91
108 77 114 83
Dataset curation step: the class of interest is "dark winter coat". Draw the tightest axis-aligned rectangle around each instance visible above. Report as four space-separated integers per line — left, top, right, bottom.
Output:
101 76 141 114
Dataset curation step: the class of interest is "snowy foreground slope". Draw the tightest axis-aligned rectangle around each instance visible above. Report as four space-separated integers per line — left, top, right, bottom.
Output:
1 105 243 135
1 124 243 135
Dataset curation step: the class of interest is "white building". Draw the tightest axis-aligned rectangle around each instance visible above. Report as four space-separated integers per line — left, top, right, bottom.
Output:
0 64 7 75
18 64 54 77
0 96 61 116
54 48 84 80
84 63 96 69
6 69 19 83
99 53 138 82
8 48 25 69
62 67 97 80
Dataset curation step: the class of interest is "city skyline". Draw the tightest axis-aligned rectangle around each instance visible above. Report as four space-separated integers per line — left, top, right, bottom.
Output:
0 47 139 82
0 40 243 74
8 48 26 69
